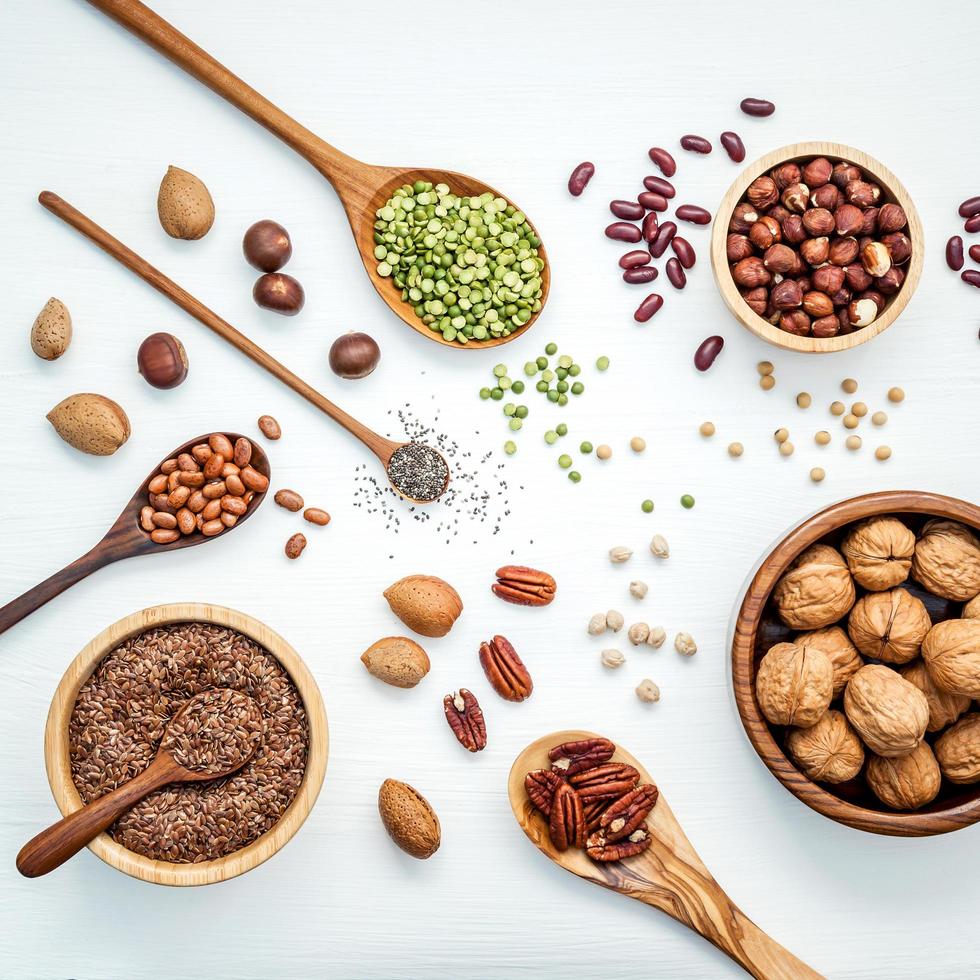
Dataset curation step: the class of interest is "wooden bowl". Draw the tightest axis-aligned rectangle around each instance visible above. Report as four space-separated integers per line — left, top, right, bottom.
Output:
731 491 980 836
44 603 328 884
710 142 924 353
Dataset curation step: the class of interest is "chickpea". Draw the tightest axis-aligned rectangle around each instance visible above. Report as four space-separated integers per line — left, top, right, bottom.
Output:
887 387 905 403
774 427 789 444
872 411 887 426
757 361 774 376
796 392 812 409
630 436 646 453
830 401 846 416
852 401 868 417
815 430 831 446
843 413 860 430
779 441 795 457
596 444 612 461
728 442 744 458
810 467 826 483
760 375 776 391
875 445 892 460
841 378 858 394
699 421 716 437
846 435 862 451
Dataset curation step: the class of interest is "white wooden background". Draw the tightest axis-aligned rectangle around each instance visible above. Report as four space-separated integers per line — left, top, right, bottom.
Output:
2 1 979 977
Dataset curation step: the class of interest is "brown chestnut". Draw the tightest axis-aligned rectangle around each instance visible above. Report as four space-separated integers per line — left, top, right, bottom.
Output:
253 273 305 315
243 219 292 272
328 331 381 379
137 332 188 389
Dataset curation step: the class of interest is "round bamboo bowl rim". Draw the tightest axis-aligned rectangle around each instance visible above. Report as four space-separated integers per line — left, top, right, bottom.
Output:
710 142 924 353
44 603 328 885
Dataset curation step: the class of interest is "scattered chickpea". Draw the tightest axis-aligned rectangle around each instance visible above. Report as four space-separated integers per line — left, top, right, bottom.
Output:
796 392 812 409
843 413 860 430
606 610 625 632
875 445 893 461
760 375 776 391
728 442 744 458
852 401 868 417
830 401 846 416
779 441 795 457
757 361 774 376
887 387 905 403
774 427 789 444
846 435 862 451
699 421 716 437
872 411 888 426
815 430 831 446
635 679 661 703
841 378 858 394
629 580 648 599
810 467 826 483
597 444 612 460
630 436 646 453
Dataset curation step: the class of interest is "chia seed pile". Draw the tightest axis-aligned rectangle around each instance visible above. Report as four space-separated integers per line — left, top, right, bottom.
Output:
386 442 449 502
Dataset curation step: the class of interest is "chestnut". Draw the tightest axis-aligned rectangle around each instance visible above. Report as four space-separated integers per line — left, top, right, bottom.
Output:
137 332 188 389
328 331 381 380
243 219 292 272
253 273 305 315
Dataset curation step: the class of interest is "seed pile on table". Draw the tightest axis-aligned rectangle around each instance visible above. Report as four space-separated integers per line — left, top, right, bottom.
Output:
162 689 263 773
944 196 980 302
69 623 309 863
374 181 544 343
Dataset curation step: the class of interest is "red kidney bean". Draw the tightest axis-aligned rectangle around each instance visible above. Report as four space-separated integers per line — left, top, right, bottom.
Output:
605 221 642 243
970 245 980 263
963 270 980 289
720 131 745 163
619 250 651 269
946 235 965 271
649 221 677 257
634 293 664 322
648 147 676 177
665 257 686 290
680 135 712 154
694 335 724 371
958 196 980 219
966 215 980 233
567 161 595 197
610 199 645 220
675 204 712 225
739 98 775 117
671 236 696 269
643 175 675 198
638 191 668 212
641 211 659 242
623 267 659 284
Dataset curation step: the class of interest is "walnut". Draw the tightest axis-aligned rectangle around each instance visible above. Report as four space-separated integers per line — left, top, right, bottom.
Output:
846 587 931 664
755 642 833 729
964 594 980 619
866 742 941 810
900 659 970 732
773 544 856 630
934 713 980 784
843 664 929 757
796 626 863 697
921 619 980 698
840 516 915 591
911 519 980 602
786 709 864 783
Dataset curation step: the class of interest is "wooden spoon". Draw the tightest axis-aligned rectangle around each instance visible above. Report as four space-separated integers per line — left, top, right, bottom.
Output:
17 689 261 877
84 0 549 350
509 730 824 980
38 192 448 506
0 433 268 637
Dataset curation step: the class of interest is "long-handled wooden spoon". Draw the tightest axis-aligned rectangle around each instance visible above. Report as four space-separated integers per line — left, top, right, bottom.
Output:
83 0 549 350
39 192 449 506
0 433 268 637
17 689 262 877
509 731 824 980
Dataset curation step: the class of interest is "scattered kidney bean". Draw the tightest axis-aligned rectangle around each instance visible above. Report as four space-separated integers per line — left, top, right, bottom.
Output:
638 191 668 212
643 175 675 198
947 236 965 271
634 293 664 322
958 196 980 219
720 131 745 163
649 221 677 258
605 221 642 243
568 161 595 197
648 147 676 177
665 257 686 289
963 270 980 289
966 215 980 233
303 508 331 526
740 98 775 117
671 236 696 269
610 199 645 220
675 205 711 225
641 211 659 242
285 532 307 559
624 267 658 284
680 135 711 154
257 415 281 440
970 245 980 263
619 250 651 269
694 335 724 371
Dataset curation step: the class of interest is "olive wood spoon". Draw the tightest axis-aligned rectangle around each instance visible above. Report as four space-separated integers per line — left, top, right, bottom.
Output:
38 192 448 506
17 690 260 877
83 0 549 350
509 731 824 980
0 433 268 638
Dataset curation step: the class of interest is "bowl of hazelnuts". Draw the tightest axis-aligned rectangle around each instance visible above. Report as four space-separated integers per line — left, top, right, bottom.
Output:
731 491 980 836
710 142 924 353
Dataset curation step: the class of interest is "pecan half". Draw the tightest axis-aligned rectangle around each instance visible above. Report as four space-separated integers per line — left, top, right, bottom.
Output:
549 737 615 776
492 565 557 607
443 689 487 752
479 635 533 702
549 783 586 851
583 799 607 834
525 769 563 816
569 763 640 802
586 827 652 862
600 783 659 841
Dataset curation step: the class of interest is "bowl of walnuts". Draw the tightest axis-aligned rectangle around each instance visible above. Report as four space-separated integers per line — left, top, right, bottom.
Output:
731 491 980 836
710 142 924 353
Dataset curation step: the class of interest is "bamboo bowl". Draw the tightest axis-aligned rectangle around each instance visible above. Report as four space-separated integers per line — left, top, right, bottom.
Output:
710 142 924 353
731 491 980 837
44 603 328 885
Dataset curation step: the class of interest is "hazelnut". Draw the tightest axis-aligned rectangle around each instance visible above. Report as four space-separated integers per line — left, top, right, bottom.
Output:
727 233 754 262
797 626 863 696
253 272 305 315
875 266 905 295
834 204 864 237
749 216 782 250
861 241 892 278
841 516 915 591
866 742 941 809
802 208 835 237
847 298 878 328
787 710 864 783
844 264 873 291
747 176 779 211
912 520 980 601
828 236 860 266
901 660 970 733
781 214 807 244
781 182 810 213
799 237 830 266
779 310 811 335
843 664 929 757
741 286 769 315
802 291 834 319
811 315 840 338
733 256 771 288
801 157 833 188
882 232 912 265
763 244 797 275
934 714 980 784
921 619 980 698
847 588 932 664
242 219 292 272
831 162 863 188
877 203 908 234
844 180 878 208
811 265 845 295
773 543 856 629
771 162 802 191
771 280 803 310
860 207 880 236
768 205 791 224
857 289 886 313
755 641 833 729
811 184 840 210
730 203 760 233
137 332 189 389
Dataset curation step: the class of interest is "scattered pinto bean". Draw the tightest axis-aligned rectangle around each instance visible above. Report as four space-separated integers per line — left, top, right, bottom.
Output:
638 191 668 212
970 245 980 263
647 147 676 177
605 222 642 243
959 196 980 219
274 488 305 512
947 236 965 271
740 97 775 117
285 532 307 559
643 175 675 198
619 250 651 269
641 211 659 242
257 415 281 440
679 135 711 154
634 293 664 322
720 131 745 163
649 221 677 258
963 270 980 289
624 267 658 284
303 508 331 526
675 204 711 225
671 236 696 269
966 215 980 234
610 199 645 220
694 335 724 371
665 257 687 289
568 161 595 197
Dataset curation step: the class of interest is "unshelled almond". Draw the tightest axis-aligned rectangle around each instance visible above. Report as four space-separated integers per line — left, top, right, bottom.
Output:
377 779 441 859
46 392 130 456
383 574 463 637
361 636 430 689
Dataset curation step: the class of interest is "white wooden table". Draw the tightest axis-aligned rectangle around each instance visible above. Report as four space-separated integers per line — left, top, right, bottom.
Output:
2 1 979 976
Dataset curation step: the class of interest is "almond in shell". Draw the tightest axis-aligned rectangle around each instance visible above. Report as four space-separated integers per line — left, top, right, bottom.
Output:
157 165 215 240
30 297 72 360
383 574 462 637
46 392 130 456
360 636 430 688
377 779 441 859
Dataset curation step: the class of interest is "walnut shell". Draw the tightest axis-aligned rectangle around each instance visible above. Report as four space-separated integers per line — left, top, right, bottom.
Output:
963 594 980 619
755 641 833 729
796 626 863 697
840 516 914 591
866 742 941 809
843 664 929 757
921 619 980 698
934 713 980 784
846 588 931 664
773 544 856 630
786 709 864 783
911 519 980 602
900 659 970 732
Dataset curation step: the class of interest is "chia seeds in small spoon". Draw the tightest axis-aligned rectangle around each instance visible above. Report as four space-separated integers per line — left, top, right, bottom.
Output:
386 442 450 502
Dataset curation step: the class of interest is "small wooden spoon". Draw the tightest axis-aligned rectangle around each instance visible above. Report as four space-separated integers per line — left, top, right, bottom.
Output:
84 0 549 350
17 689 261 877
509 731 824 980
0 433 269 637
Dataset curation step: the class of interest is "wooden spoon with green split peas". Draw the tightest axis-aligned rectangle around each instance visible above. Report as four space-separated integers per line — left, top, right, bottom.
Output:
84 0 549 349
